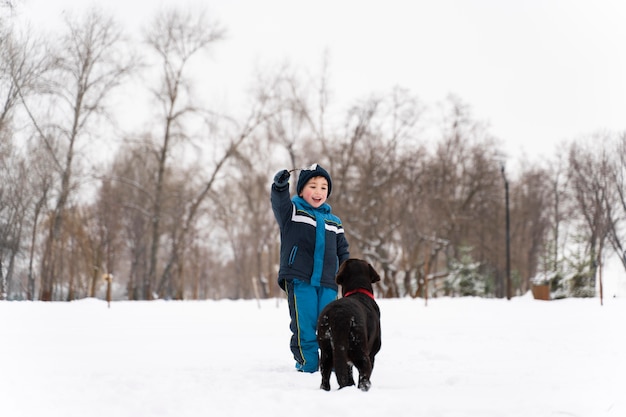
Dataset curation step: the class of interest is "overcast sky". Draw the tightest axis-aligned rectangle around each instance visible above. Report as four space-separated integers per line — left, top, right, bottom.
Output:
16 0 626 161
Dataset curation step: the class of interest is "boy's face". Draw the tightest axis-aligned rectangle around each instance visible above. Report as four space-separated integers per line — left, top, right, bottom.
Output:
299 176 328 208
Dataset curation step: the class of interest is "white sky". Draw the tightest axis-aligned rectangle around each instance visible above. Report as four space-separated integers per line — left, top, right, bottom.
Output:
15 0 626 160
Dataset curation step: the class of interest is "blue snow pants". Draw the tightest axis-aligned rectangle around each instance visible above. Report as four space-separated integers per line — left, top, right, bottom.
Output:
286 279 338 373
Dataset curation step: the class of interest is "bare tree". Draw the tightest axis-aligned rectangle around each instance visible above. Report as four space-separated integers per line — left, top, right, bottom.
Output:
0 144 22 299
1 14 52 135
260 61 334 175
3 13 603 302
567 134 616 300
17 8 134 300
0 30 18 132
510 163 551 293
139 7 225 299
172 86 280 299
607 133 626 273
0 0 16 29
541 153 571 275
103 143 155 300
419 96 505 296
0 144 57 301
330 88 426 297
80 175 124 298
1 17 53 300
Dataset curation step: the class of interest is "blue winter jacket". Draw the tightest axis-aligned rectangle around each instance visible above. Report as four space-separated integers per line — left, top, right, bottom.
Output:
271 184 350 291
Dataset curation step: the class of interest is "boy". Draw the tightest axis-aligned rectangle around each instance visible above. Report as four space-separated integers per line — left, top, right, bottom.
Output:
271 163 350 372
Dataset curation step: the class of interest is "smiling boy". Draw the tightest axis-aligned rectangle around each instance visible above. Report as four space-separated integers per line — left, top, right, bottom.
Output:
271 163 350 372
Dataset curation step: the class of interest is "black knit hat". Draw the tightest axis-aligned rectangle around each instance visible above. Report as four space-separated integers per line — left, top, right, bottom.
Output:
296 163 332 197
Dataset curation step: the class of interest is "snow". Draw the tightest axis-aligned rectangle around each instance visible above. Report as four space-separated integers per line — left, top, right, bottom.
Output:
2 294 625 417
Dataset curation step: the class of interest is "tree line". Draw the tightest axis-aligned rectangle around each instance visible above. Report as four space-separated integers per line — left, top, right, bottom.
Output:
1 4 625 301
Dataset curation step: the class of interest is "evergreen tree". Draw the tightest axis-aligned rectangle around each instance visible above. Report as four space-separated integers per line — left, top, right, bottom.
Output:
444 247 485 296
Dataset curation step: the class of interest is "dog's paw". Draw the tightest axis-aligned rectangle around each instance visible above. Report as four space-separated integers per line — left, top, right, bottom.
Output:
320 381 331 391
358 379 371 392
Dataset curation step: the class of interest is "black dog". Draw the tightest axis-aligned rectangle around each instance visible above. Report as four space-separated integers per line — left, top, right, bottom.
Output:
317 259 381 391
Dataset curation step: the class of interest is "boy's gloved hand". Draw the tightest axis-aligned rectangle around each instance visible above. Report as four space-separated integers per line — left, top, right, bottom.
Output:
273 169 290 190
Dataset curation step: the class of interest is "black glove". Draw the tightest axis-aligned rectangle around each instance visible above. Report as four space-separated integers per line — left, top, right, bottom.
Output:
273 169 290 190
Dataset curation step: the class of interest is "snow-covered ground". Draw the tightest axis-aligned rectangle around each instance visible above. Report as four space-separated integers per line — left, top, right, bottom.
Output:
2 294 625 417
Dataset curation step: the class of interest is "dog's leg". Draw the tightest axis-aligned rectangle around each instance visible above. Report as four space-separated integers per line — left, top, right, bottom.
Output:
334 350 355 389
353 354 373 391
319 342 333 391
336 365 355 389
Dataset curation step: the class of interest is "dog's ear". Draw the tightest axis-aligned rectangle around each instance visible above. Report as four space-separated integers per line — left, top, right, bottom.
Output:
368 263 381 283
335 261 347 286
335 271 344 286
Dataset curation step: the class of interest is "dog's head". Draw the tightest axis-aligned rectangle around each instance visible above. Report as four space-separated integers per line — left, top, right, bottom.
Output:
336 259 380 295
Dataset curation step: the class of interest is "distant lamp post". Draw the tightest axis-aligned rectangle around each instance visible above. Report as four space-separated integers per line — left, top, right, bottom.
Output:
500 164 512 300
103 273 113 308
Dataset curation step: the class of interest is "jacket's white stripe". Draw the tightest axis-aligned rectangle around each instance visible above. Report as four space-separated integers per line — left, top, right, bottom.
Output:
291 206 317 227
325 224 344 234
291 206 344 234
